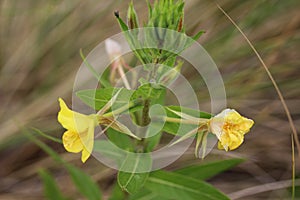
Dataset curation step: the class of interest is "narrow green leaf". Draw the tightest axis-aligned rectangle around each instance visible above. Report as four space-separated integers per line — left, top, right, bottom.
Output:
127 1 139 29
39 169 67 200
192 30 205 41
26 133 102 200
175 158 245 180
25 132 64 164
99 67 113 88
31 127 62 143
80 49 101 81
67 165 102 200
115 12 129 32
146 0 152 19
145 171 230 200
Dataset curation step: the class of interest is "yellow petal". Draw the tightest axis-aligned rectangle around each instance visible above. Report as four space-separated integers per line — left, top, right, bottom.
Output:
57 98 97 133
210 108 254 151
79 121 95 160
62 130 83 153
217 141 226 150
239 118 254 134
227 132 243 150
81 148 90 163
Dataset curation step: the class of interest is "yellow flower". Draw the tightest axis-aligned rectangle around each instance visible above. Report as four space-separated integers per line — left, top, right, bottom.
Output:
58 98 99 163
209 108 254 151
58 94 140 163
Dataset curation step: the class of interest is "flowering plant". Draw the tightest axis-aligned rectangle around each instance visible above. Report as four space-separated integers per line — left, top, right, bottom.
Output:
55 0 254 199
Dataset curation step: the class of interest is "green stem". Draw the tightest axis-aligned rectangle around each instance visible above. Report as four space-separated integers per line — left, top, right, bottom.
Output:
164 116 209 125
141 99 151 126
135 99 151 152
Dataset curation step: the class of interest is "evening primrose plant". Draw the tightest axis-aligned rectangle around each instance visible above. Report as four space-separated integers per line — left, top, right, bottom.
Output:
55 0 254 199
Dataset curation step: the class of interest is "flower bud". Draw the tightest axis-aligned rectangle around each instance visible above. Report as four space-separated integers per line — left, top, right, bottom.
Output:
127 1 139 29
105 39 122 60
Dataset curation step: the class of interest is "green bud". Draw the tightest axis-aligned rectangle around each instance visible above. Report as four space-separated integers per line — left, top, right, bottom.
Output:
147 0 184 32
127 1 139 29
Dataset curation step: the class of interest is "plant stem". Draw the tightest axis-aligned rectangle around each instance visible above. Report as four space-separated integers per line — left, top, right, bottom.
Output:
141 99 151 126
164 116 209 125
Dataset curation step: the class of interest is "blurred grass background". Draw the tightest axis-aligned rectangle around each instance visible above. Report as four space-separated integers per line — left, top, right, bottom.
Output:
0 0 300 199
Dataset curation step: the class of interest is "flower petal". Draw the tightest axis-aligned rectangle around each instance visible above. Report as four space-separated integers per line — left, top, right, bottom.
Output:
240 118 254 134
62 130 83 153
210 108 254 151
105 39 122 59
58 98 95 133
81 148 90 163
227 132 243 150
80 121 95 159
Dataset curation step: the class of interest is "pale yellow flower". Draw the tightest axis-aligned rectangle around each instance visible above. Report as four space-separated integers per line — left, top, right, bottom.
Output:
58 95 140 163
58 98 98 163
166 107 254 158
209 108 254 151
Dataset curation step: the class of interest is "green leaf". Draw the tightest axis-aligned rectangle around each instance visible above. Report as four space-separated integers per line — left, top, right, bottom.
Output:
108 182 126 200
145 171 230 200
25 131 64 164
93 140 127 167
118 171 149 195
80 49 101 81
118 154 152 194
127 1 139 29
115 12 129 32
39 169 67 200
76 87 134 111
99 67 113 88
68 165 102 200
132 83 164 101
31 127 62 144
129 189 167 200
175 158 245 180
192 30 205 41
131 162 239 200
26 132 102 200
106 128 135 151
